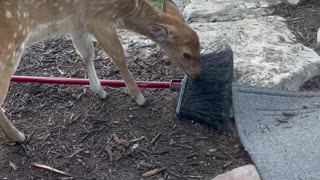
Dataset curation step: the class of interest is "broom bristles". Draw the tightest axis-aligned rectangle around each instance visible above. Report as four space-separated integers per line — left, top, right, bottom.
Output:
176 46 234 132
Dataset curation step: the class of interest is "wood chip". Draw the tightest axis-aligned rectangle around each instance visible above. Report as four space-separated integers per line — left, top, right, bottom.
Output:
223 161 233 168
138 160 154 169
113 133 130 148
9 161 18 171
31 162 71 176
142 167 166 177
174 144 193 150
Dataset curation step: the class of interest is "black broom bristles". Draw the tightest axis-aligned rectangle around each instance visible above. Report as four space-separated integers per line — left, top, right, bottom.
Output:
176 47 234 132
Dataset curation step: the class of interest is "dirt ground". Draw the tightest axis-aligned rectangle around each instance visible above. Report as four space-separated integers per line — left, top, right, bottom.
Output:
2 2 320 180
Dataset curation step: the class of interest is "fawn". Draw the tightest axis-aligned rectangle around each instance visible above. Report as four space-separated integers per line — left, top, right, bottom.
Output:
0 0 201 143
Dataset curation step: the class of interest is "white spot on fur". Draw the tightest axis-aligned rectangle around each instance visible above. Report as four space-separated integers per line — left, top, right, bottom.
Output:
23 12 28 18
18 25 23 31
7 43 13 50
53 3 59 7
5 11 12 18
0 61 5 71
35 2 42 8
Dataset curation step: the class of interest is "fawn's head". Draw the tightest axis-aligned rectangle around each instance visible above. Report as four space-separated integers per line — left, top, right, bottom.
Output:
148 0 201 80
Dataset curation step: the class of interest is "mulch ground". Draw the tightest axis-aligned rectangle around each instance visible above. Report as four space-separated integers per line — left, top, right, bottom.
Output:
0 36 249 180
2 2 320 180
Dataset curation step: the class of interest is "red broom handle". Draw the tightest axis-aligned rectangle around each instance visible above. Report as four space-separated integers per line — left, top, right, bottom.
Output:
10 76 182 90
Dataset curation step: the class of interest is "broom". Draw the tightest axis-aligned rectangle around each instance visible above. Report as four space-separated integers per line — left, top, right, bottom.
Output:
11 47 234 131
176 47 234 131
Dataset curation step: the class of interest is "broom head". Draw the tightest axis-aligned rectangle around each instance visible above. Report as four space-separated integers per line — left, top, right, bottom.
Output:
176 46 234 132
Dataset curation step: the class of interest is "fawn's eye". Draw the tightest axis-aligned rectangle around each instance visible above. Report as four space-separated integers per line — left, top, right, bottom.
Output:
183 52 191 60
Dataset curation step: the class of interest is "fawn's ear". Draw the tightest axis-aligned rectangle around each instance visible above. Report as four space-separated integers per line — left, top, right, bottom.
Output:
163 0 186 23
148 24 172 42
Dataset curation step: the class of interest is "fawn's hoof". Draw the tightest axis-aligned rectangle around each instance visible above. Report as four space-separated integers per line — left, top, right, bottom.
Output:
12 132 26 143
135 93 146 106
98 90 108 99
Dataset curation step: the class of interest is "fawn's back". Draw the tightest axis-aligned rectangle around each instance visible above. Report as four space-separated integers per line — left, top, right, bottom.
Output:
1 0 138 44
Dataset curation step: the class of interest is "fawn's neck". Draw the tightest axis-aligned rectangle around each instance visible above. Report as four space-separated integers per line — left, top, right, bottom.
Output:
123 0 165 40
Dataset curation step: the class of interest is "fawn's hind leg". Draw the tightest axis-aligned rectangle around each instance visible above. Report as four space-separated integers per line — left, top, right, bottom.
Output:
0 21 28 143
71 31 107 99
0 48 25 142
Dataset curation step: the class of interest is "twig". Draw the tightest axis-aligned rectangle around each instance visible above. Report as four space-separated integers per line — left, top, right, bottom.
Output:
107 134 115 144
9 161 18 171
196 137 209 140
31 162 71 176
153 149 170 155
167 170 184 179
58 177 74 180
150 133 162 145
184 175 204 179
223 161 233 168
186 153 199 158
174 144 194 150
138 161 154 169
78 133 90 143
137 147 152 154
129 136 146 143
68 148 85 158
68 114 81 126
105 145 114 161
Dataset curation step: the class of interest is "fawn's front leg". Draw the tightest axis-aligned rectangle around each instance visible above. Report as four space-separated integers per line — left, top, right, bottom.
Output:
88 23 146 106
71 31 107 99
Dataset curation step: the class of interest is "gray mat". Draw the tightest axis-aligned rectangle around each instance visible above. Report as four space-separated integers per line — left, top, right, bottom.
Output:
232 84 320 180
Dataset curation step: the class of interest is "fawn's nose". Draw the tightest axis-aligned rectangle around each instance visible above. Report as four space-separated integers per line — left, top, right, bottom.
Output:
186 67 201 80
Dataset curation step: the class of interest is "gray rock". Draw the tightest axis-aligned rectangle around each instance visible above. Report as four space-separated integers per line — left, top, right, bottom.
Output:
211 165 261 180
190 16 320 90
173 0 191 11
183 0 282 23
287 0 309 5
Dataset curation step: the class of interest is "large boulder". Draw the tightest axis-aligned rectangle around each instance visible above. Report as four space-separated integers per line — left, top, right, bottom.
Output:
190 16 320 90
183 0 282 23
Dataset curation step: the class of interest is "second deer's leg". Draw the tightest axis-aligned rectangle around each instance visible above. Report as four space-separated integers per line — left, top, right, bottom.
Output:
71 32 107 99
